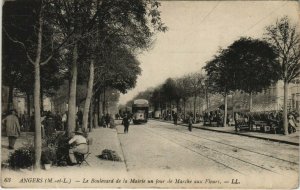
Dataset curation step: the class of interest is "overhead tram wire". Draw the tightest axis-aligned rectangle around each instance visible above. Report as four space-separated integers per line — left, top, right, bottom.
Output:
199 1 221 24
242 1 289 35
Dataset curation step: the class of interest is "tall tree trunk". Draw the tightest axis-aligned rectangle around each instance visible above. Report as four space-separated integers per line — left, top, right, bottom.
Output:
183 100 186 119
90 97 94 132
283 81 289 135
95 92 99 127
98 92 102 121
33 8 43 170
40 88 44 113
204 89 209 109
205 89 209 110
103 87 106 114
67 44 78 137
249 91 253 112
93 97 98 129
176 100 179 113
82 60 94 131
34 60 42 170
8 84 14 111
223 94 228 127
193 95 197 122
26 93 31 116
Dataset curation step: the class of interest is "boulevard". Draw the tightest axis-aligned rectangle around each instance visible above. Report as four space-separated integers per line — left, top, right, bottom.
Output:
116 120 299 175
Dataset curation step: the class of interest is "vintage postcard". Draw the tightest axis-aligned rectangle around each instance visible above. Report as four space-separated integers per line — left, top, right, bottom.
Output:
1 0 299 189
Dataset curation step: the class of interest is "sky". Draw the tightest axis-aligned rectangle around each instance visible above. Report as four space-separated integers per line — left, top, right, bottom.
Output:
119 1 299 105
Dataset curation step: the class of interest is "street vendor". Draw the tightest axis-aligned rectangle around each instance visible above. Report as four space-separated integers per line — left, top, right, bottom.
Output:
68 128 88 165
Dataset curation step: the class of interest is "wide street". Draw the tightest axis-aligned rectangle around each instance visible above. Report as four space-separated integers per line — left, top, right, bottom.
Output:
116 120 298 175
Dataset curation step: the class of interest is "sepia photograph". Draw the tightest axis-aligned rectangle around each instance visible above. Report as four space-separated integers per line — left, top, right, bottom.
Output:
1 0 299 188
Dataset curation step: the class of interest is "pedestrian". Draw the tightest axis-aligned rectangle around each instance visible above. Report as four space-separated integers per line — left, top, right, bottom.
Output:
41 111 47 138
2 109 21 149
122 113 131 134
109 115 115 129
62 111 67 131
68 128 88 165
288 114 297 134
100 114 105 127
173 112 178 125
188 114 193 132
105 113 110 128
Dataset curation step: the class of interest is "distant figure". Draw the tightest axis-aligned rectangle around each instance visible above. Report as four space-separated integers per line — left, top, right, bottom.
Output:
62 111 68 131
41 112 47 138
188 114 193 132
2 109 21 149
110 116 115 129
173 112 178 125
105 113 111 128
122 114 131 134
23 113 31 132
288 115 297 134
100 114 105 127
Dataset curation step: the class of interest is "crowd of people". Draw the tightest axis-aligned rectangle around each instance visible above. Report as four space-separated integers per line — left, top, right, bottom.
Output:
1 108 124 166
1 109 122 145
234 111 299 134
161 110 203 124
203 111 233 127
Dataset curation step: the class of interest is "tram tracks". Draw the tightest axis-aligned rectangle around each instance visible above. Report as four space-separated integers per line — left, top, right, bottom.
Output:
155 122 299 165
142 127 245 175
180 129 299 164
143 123 298 175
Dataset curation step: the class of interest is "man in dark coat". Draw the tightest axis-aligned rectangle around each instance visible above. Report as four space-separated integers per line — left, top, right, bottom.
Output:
122 114 131 134
3 109 21 149
173 112 178 125
105 113 111 128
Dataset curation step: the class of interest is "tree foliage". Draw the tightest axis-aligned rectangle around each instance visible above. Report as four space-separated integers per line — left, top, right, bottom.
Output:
226 37 280 94
264 16 300 83
204 49 237 96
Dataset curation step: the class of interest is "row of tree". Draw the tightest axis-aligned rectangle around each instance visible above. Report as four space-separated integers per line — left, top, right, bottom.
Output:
128 16 300 135
3 0 166 169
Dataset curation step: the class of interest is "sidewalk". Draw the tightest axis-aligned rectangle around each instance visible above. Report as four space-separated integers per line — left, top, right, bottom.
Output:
82 127 126 170
1 127 127 171
155 119 299 146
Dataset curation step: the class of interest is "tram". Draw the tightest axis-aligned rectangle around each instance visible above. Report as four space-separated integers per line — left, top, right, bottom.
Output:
132 99 149 124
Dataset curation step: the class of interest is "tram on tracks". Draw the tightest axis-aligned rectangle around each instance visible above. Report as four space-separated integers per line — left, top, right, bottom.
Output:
132 99 149 124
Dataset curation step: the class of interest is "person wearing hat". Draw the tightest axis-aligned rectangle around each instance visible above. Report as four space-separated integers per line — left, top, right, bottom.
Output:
288 114 297 134
68 128 88 165
122 113 131 133
2 109 21 149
